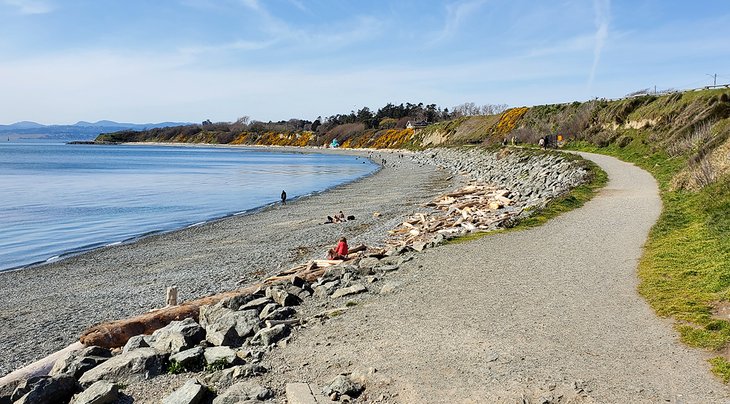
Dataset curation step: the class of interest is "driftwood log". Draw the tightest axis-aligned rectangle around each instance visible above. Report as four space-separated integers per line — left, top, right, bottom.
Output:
79 284 262 348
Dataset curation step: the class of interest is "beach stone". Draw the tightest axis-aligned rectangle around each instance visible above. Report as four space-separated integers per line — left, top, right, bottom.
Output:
170 346 205 371
285 383 328 404
258 303 280 320
204 346 241 368
161 379 207 404
261 306 296 321
358 257 380 271
78 347 167 387
220 293 262 311
331 284 367 299
266 287 302 307
238 297 273 311
50 345 112 379
69 380 118 404
12 374 77 404
212 381 272 404
411 241 427 252
377 264 399 273
251 324 290 346
380 281 401 295
204 364 268 388
322 374 363 399
205 309 260 347
349 366 392 388
313 281 339 298
122 335 150 353
318 267 343 283
148 317 205 354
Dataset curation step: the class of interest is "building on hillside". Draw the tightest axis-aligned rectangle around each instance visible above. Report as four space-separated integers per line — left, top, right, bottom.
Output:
406 120 429 130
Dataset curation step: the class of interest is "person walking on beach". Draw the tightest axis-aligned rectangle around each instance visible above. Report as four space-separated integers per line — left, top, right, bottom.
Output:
281 190 287 205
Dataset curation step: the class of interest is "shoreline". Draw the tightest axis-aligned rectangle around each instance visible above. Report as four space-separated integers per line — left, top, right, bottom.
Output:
1 143 384 273
0 147 453 376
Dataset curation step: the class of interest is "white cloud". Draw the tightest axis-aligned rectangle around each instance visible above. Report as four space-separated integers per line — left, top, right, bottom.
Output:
588 0 610 89
1 0 53 14
434 0 489 42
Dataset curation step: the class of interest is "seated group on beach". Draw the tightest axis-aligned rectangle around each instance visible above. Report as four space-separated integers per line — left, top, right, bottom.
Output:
325 210 354 224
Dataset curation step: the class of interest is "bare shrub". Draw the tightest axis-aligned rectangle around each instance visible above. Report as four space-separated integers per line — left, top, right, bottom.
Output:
692 156 717 187
667 122 713 157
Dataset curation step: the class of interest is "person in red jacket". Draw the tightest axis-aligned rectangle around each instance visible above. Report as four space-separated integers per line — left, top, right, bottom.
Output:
327 237 349 260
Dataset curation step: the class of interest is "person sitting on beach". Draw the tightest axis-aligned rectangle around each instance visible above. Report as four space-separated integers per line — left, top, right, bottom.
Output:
325 216 334 224
336 211 346 222
327 237 349 260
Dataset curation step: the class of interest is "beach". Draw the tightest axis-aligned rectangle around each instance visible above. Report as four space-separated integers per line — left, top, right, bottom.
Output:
0 147 454 376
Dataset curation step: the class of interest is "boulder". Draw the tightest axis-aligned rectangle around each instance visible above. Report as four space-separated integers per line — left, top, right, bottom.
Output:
258 303 279 320
321 374 363 399
78 347 167 387
250 324 290 346
203 346 241 369
69 380 118 404
349 366 392 388
212 381 272 404
331 284 367 299
12 375 77 404
379 281 401 295
260 306 296 322
358 257 380 272
238 297 273 312
285 383 328 404
170 346 205 371
147 318 205 354
50 346 112 379
122 335 150 354
204 364 267 388
265 287 302 307
313 281 339 298
161 379 207 404
204 309 260 347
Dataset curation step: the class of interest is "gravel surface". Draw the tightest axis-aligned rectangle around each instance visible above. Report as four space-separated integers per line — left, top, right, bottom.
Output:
0 147 454 377
259 152 730 403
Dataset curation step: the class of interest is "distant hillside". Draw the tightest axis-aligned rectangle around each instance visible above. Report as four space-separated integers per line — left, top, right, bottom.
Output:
0 120 190 140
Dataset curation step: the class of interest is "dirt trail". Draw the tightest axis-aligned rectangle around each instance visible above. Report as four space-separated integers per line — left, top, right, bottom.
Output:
264 152 730 403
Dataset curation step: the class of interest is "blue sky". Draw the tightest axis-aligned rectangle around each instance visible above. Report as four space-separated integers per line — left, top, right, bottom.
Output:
1 0 729 124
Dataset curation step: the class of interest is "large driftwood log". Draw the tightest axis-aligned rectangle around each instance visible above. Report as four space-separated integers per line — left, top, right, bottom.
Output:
79 284 262 348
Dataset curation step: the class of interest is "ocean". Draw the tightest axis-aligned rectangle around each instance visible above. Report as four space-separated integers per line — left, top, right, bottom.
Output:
0 140 377 271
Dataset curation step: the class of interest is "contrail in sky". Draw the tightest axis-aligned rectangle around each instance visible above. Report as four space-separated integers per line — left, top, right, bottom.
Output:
589 0 610 90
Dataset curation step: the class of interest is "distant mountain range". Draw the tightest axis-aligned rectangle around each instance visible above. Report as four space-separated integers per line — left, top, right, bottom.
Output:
0 120 190 140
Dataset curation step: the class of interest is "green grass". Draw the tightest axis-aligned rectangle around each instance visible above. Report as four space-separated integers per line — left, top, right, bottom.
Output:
711 357 730 383
566 135 730 381
447 149 608 245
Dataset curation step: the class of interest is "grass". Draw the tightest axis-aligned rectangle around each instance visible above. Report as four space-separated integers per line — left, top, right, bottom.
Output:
566 135 730 381
447 148 608 245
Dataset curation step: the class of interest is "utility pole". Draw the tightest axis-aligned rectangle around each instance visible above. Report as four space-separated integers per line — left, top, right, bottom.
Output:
707 73 717 86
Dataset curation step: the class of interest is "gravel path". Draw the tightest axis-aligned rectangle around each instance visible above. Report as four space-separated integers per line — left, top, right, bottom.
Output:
262 152 730 403
0 148 454 377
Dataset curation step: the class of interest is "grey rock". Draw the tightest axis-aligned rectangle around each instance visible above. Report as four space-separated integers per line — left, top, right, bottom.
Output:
122 335 150 354
161 379 207 404
258 303 280 319
322 374 363 399
147 317 205 354
358 257 380 271
220 293 263 311
265 287 302 307
212 381 272 403
204 346 241 368
251 324 290 346
318 267 343 283
204 364 268 388
379 281 401 295
205 309 260 347
78 347 167 387
411 241 427 252
331 284 367 299
13 374 77 404
313 281 339 298
170 346 205 371
376 264 399 273
69 380 118 404
260 306 296 321
50 345 112 379
238 296 273 311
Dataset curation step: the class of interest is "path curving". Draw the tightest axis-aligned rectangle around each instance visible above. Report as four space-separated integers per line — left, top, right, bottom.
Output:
264 152 730 403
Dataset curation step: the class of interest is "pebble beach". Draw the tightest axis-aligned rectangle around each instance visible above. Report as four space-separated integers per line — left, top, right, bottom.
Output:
0 147 454 377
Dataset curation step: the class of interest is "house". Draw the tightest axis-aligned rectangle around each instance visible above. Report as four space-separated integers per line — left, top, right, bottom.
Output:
406 120 429 130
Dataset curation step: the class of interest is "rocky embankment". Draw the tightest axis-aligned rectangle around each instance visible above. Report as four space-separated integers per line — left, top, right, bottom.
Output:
0 147 592 404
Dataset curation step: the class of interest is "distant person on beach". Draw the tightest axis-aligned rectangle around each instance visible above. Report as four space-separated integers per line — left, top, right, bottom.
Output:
325 216 334 224
336 211 346 222
327 237 349 260
281 190 287 205
538 137 545 149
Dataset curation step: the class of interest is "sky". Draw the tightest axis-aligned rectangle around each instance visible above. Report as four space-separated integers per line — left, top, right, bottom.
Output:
1 0 729 125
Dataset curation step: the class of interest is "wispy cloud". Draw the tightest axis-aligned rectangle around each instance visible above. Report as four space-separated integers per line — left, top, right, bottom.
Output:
434 0 489 42
588 0 610 89
1 0 53 14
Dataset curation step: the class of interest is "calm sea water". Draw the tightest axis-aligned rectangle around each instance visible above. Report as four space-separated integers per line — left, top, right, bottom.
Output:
0 140 377 271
